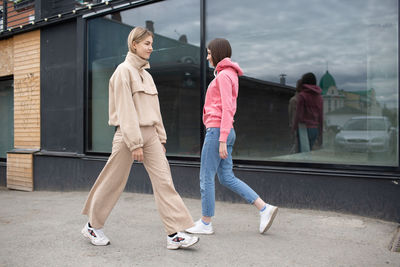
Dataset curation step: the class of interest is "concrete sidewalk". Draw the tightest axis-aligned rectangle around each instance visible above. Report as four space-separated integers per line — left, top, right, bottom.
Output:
0 187 399 267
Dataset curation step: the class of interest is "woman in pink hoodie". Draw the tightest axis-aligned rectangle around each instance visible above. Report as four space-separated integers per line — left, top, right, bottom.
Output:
186 38 278 235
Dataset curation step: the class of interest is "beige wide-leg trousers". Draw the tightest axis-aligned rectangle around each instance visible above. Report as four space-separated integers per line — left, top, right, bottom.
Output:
82 126 194 235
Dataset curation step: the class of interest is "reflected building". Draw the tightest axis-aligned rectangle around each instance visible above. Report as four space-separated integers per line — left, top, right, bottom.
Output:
322 71 382 130
89 18 201 155
343 89 381 116
319 70 345 114
90 17 295 158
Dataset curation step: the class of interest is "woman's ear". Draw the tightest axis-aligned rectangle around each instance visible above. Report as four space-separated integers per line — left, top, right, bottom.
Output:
131 41 136 52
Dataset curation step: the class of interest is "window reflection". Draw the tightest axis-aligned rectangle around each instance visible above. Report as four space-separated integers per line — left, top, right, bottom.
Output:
334 116 396 156
87 0 398 166
87 0 200 156
207 0 398 166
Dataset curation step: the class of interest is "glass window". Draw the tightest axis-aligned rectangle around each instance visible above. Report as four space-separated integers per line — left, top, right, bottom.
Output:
207 0 398 166
0 78 14 158
87 0 201 156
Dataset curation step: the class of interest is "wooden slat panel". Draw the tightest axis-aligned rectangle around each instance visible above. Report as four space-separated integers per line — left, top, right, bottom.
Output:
7 153 32 159
8 180 32 186
7 184 33 192
7 161 32 167
7 153 33 191
13 30 41 149
15 138 40 144
0 38 14 76
14 144 40 149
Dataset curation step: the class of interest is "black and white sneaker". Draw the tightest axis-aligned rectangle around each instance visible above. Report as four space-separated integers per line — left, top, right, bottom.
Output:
81 222 110 246
166 232 199 250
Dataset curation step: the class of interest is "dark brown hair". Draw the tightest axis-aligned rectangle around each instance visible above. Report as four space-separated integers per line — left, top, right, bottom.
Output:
207 38 232 66
301 72 317 85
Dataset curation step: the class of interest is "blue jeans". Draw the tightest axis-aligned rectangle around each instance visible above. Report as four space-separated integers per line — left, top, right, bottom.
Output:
297 124 319 152
200 128 259 217
307 128 319 149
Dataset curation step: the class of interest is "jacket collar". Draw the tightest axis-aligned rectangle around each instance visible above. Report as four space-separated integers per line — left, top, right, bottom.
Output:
125 52 150 70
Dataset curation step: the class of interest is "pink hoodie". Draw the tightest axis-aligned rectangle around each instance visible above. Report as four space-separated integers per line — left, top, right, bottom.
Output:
203 57 243 142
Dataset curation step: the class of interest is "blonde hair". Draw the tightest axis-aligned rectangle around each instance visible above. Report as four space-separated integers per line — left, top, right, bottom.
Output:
127 26 154 53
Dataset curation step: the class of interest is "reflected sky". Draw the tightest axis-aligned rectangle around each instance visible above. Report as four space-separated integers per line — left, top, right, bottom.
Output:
206 0 398 107
119 0 397 108
121 0 200 45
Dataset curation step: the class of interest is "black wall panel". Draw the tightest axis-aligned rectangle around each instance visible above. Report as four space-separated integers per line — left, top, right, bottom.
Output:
34 154 400 222
0 164 6 187
36 0 76 20
41 21 83 153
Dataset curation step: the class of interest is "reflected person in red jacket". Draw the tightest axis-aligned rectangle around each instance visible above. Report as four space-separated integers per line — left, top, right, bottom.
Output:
293 73 323 152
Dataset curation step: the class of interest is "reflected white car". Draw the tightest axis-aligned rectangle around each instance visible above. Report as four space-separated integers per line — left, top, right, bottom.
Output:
334 116 396 154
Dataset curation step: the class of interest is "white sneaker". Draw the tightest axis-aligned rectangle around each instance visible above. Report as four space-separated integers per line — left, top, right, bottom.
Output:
81 222 110 246
259 205 278 234
185 219 214 235
167 232 199 250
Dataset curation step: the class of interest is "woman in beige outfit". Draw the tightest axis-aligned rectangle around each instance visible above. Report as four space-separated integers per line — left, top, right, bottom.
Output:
81 27 198 250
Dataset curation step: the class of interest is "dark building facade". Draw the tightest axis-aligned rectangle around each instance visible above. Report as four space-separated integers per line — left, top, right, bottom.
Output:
0 0 399 221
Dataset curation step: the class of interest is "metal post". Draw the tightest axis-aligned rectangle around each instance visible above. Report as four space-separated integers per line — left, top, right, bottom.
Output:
200 0 206 150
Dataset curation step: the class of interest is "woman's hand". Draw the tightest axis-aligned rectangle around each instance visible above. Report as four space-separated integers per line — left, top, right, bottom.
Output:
131 147 144 162
219 142 228 159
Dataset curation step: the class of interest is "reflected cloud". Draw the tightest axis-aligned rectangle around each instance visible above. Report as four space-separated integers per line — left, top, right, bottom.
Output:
105 0 397 108
121 0 200 46
207 0 398 107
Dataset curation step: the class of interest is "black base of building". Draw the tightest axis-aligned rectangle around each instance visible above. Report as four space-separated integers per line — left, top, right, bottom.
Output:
0 163 6 187
33 153 400 222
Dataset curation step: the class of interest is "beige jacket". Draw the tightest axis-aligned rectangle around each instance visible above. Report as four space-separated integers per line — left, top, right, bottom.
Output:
108 52 167 151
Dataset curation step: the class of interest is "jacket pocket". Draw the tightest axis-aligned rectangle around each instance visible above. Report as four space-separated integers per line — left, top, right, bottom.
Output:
131 81 158 95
